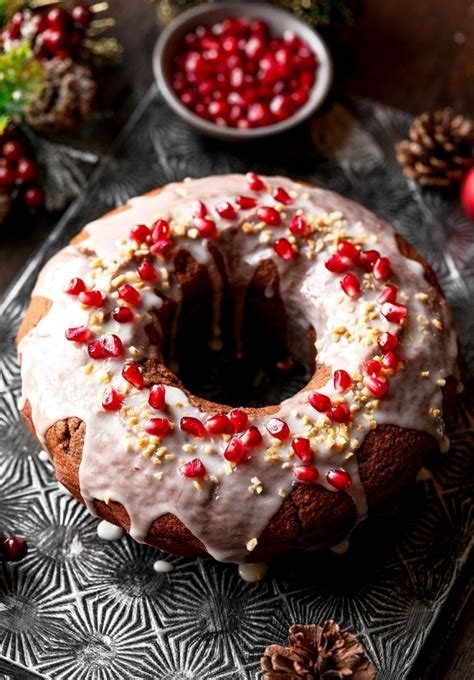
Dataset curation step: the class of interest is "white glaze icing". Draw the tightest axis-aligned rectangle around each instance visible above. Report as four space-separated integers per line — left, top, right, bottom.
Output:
18 174 458 564
97 520 124 541
153 559 174 573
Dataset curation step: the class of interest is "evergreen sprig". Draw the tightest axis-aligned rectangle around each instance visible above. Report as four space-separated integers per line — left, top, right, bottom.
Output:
0 41 44 133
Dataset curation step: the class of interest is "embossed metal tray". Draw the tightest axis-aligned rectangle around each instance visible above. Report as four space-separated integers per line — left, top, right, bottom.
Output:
1 87 473 679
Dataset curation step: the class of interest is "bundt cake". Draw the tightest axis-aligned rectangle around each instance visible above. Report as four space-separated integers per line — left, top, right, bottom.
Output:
17 174 459 566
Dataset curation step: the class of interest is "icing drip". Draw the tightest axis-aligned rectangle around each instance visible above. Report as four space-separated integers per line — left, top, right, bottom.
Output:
153 559 174 573
18 174 459 564
97 520 124 541
238 563 268 582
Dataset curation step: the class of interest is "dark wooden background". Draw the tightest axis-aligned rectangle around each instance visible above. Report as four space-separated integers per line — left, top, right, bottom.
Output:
1 1 472 677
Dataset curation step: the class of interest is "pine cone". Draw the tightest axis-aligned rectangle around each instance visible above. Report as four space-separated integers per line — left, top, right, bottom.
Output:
26 58 96 135
261 621 377 679
396 108 473 188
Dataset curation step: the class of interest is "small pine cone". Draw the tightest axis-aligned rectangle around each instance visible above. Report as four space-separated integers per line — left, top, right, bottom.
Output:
26 58 96 135
396 108 474 188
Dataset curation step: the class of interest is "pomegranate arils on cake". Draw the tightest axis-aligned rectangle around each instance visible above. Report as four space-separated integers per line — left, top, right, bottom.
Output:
150 238 173 257
247 172 266 191
382 302 407 323
340 273 360 298
378 284 398 304
289 214 308 236
273 186 292 205
274 238 296 261
149 384 166 410
364 375 388 398
381 350 401 370
100 334 124 358
102 387 123 411
87 339 108 359
334 369 352 393
122 363 145 389
180 416 206 437
151 219 171 241
378 331 398 351
65 277 86 295
130 224 150 243
179 458 207 478
359 249 380 271
362 359 381 377
372 257 393 281
266 417 290 440
112 306 135 323
65 326 91 343
325 254 350 274
229 408 248 432
205 413 233 435
138 260 159 283
119 284 142 307
327 468 352 490
236 195 258 209
337 240 359 263
224 437 246 463
194 217 218 239
328 403 351 424
295 465 319 484
145 417 171 437
292 437 312 463
240 426 263 448
78 290 106 308
192 200 208 218
308 392 331 412
215 201 237 219
257 206 281 226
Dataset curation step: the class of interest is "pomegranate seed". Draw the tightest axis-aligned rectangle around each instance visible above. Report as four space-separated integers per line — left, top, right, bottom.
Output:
224 437 246 463
381 350 401 370
362 359 381 377
292 437 312 463
378 331 398 351
2 140 23 162
1 535 27 562
100 334 124 358
65 277 86 295
328 403 351 424
294 465 319 484
340 273 360 298
215 201 237 219
229 409 248 432
240 426 262 448
102 387 123 411
119 284 142 307
180 416 206 437
149 384 166 410
289 214 309 236
364 375 388 398
325 254 350 274
87 340 108 359
129 224 150 243
382 302 407 323
122 363 144 389
138 260 159 283
373 257 393 281
179 458 207 478
236 195 257 209
334 369 352 393
151 219 171 241
274 238 296 262
78 290 106 308
24 186 44 209
65 326 91 343
273 186 292 204
205 413 233 435
327 468 352 490
112 306 134 323
145 417 171 437
337 241 359 262
359 250 380 271
247 172 266 191
266 417 290 440
257 206 281 226
194 217 218 239
192 200 208 218
308 392 331 412
150 238 173 257
378 284 398 304
16 158 38 182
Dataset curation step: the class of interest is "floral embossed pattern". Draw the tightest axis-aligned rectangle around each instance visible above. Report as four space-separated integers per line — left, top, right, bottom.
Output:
0 90 473 678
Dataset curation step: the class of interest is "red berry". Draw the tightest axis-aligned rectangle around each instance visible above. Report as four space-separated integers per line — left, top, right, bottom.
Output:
236 195 257 209
47 7 69 28
308 392 331 412
373 257 393 281
289 214 309 236
23 186 44 209
274 238 296 261
150 238 173 257
327 468 352 490
266 417 290 440
205 413 233 435
325 254 350 274
378 284 398 303
292 437 312 463
180 416 206 437
461 167 474 221
340 273 360 298
41 27 66 54
273 186 292 205
194 217 218 239
71 4 92 29
149 384 166 410
294 465 319 484
112 306 134 323
192 200 208 218
119 284 142 307
337 240 359 263
100 334 124 358
334 369 352 393
102 387 123 411
229 409 248 432
215 201 237 220
247 172 266 191
224 436 246 463
138 259 159 283
179 458 207 478
0 165 15 187
364 375 388 398
65 325 91 343
122 363 144 389
359 250 380 271
65 277 86 295
145 417 171 437
240 426 262 448
362 359 381 377
382 302 407 323
151 219 170 241
2 535 27 562
257 206 281 226
2 140 23 161
78 290 106 307
328 403 351 424
377 331 398 352
130 224 150 243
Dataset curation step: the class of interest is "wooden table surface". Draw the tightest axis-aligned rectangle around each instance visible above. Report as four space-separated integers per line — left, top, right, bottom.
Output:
1 1 472 677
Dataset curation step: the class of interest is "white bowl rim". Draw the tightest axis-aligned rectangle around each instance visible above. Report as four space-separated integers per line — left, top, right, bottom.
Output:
153 1 333 140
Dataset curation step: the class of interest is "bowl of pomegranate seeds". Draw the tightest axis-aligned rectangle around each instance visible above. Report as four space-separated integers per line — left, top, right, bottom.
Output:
154 2 332 140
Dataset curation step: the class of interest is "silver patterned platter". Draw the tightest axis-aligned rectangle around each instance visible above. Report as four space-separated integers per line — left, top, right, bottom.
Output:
0 87 473 679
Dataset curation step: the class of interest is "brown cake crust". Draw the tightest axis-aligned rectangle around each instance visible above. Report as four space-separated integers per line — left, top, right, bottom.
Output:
17 186 458 562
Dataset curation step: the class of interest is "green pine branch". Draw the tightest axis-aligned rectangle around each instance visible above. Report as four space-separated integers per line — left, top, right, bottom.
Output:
0 41 43 133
